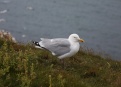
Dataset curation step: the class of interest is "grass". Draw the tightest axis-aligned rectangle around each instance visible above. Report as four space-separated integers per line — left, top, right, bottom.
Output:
0 39 121 87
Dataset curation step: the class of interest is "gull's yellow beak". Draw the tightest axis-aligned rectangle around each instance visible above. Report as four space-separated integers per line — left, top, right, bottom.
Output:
79 39 84 42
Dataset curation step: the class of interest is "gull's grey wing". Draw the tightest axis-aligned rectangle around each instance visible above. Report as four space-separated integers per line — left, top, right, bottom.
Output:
40 38 71 56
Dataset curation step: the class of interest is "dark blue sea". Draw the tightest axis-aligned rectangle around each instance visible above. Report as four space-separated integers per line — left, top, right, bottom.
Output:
0 0 121 60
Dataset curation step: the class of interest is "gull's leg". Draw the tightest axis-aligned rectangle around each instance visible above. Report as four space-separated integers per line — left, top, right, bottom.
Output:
60 59 65 69
62 59 65 68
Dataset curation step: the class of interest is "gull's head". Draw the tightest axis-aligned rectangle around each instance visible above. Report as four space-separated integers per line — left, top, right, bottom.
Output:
68 34 84 43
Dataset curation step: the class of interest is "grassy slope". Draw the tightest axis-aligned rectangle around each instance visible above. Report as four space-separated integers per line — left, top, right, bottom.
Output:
0 39 121 87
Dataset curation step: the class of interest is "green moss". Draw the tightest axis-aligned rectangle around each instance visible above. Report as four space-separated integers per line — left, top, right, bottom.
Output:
0 39 121 87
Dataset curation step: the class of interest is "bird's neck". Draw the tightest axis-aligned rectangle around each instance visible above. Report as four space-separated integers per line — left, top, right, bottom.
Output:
68 39 80 49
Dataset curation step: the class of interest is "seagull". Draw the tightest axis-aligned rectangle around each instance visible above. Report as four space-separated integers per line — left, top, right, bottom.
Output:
32 34 84 59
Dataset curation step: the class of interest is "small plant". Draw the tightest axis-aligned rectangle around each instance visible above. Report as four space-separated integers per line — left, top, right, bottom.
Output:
49 75 52 87
58 74 65 87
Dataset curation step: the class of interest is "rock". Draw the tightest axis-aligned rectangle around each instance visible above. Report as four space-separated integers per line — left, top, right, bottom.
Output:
0 30 16 43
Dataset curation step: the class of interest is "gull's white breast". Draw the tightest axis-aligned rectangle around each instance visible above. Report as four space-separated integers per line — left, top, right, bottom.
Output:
58 42 80 59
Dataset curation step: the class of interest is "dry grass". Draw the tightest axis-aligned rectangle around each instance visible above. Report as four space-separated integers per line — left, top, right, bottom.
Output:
0 39 121 87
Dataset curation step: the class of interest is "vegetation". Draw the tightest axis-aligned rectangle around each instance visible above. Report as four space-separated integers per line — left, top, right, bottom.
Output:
0 39 121 87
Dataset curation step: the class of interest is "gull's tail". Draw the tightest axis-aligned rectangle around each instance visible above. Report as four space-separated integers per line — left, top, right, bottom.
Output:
32 41 43 49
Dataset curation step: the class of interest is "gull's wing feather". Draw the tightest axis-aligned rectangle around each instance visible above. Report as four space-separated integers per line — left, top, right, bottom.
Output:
40 38 71 56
